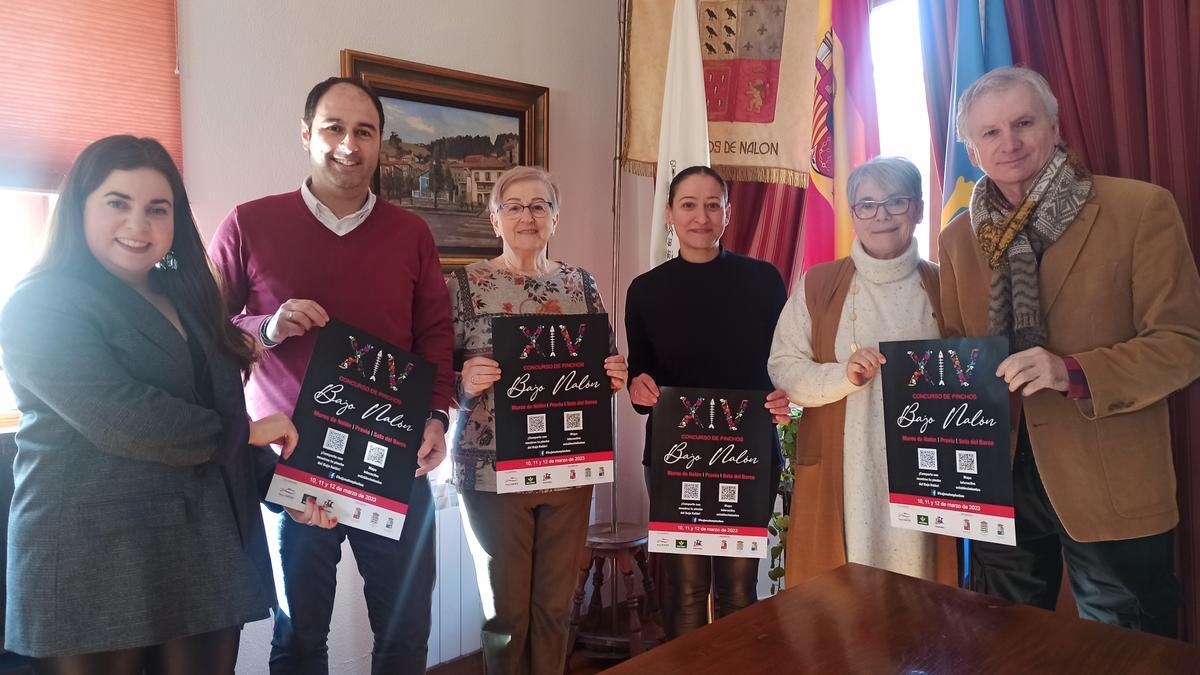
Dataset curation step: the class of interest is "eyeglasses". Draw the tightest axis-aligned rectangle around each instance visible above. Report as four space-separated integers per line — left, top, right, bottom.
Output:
851 196 914 219
496 201 554 218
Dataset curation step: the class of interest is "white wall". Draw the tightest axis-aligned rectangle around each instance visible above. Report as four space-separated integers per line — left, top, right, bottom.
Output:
178 1 655 672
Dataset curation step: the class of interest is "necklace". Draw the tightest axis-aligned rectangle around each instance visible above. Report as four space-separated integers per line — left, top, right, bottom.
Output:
494 256 554 277
846 271 929 355
848 276 861 353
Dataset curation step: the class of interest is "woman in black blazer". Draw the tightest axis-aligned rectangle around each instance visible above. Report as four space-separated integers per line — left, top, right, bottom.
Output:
0 136 328 673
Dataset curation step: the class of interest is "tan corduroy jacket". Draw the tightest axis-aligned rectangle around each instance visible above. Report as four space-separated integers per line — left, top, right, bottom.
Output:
939 175 1200 542
783 256 959 589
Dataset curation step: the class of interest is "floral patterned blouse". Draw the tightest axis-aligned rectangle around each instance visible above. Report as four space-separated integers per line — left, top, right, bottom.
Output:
448 260 611 492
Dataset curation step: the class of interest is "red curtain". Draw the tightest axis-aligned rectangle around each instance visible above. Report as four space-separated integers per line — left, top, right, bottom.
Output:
1006 0 1200 644
919 0 1200 643
1003 1 1200 229
724 182 808 289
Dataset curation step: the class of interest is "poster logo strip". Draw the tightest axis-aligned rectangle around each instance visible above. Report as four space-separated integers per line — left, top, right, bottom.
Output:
274 463 410 515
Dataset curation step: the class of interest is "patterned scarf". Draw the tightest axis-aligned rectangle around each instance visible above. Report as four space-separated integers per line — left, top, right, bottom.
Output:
969 146 1092 351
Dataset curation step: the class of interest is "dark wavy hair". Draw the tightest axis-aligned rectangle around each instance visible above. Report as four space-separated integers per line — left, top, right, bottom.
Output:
32 135 257 371
667 165 729 206
303 76 385 132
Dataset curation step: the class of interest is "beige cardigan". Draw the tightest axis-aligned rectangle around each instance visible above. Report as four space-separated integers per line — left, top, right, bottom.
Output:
782 256 959 588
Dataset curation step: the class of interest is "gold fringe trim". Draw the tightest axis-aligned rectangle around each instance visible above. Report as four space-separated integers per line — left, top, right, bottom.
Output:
620 159 809 188
621 159 657 177
619 0 635 176
714 165 809 188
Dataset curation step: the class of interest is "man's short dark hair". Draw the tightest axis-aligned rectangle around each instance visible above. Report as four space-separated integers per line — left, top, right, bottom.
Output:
303 77 385 132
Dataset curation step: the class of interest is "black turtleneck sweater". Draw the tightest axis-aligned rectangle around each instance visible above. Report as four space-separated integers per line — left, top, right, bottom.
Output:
624 248 787 466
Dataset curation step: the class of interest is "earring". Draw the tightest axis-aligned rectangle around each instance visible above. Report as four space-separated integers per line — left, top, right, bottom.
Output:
155 250 179 271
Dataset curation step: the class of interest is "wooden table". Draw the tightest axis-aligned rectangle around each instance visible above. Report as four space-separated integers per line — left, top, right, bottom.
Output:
608 563 1200 674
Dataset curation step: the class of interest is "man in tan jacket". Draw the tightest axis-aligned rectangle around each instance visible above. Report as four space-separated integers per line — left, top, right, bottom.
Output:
939 66 1200 637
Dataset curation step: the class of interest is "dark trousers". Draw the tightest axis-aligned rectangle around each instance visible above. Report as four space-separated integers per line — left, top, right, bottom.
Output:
31 626 241 675
969 421 1180 637
270 476 436 674
644 467 773 639
663 552 760 638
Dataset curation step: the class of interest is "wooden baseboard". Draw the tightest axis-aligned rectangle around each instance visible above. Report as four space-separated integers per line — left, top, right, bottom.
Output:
428 651 482 675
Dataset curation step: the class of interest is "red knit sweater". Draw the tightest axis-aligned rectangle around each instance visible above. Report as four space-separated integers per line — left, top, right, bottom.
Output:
209 190 454 419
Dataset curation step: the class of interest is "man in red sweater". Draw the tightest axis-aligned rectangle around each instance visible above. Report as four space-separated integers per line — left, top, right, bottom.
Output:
210 77 453 674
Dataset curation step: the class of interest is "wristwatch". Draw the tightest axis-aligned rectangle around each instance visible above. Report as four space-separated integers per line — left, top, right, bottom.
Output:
427 410 450 429
259 316 279 348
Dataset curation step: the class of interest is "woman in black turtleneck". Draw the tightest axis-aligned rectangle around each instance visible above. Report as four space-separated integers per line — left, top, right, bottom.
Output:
624 165 789 639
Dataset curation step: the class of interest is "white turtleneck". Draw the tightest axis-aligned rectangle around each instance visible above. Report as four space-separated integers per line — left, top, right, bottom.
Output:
769 237 941 581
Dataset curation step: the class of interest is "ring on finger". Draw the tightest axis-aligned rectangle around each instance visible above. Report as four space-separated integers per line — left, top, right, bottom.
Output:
288 310 294 320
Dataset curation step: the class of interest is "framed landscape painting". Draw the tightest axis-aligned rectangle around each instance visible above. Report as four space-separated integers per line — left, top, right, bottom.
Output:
341 49 549 272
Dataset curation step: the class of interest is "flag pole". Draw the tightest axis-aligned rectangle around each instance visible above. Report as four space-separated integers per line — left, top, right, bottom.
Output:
608 0 630 534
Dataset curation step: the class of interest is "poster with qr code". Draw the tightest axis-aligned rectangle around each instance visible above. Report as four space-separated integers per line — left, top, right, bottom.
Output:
265 319 435 540
880 337 1015 546
647 387 773 558
490 314 614 493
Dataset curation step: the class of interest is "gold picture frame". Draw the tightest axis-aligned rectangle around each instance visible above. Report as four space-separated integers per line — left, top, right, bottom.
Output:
342 49 549 274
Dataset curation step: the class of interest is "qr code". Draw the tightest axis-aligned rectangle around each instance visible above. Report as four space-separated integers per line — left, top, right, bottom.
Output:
563 410 584 431
718 483 739 503
323 428 348 454
526 413 547 435
917 447 938 471
364 442 388 468
681 481 701 501
956 449 978 474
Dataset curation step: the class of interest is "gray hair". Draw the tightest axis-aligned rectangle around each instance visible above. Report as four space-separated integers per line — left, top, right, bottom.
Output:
956 66 1059 144
489 165 561 214
847 156 923 205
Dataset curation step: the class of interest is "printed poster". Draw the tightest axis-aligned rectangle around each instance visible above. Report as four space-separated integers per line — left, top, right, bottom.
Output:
880 337 1015 546
491 314 614 493
648 387 773 558
265 319 435 540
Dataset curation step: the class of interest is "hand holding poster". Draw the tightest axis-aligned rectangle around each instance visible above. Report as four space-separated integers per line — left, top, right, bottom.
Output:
265 319 435 540
491 314 614 493
880 337 1014 545
648 387 773 558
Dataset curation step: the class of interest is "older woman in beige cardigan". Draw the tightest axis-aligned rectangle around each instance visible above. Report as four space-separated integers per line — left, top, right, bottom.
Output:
768 156 957 587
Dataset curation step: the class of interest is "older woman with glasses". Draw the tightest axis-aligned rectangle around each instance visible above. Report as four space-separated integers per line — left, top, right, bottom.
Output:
447 165 627 674
768 156 958 588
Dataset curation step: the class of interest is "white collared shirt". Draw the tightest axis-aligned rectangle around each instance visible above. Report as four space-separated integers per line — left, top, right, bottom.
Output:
300 180 377 236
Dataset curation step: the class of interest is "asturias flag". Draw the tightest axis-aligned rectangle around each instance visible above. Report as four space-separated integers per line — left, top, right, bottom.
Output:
940 0 1012 228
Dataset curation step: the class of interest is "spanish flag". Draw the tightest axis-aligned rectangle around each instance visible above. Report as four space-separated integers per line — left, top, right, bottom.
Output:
800 0 880 270
939 0 1011 228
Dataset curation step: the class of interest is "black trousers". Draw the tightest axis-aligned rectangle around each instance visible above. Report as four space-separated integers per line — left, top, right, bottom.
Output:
968 420 1180 637
662 549 761 638
30 627 241 675
644 465 778 639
